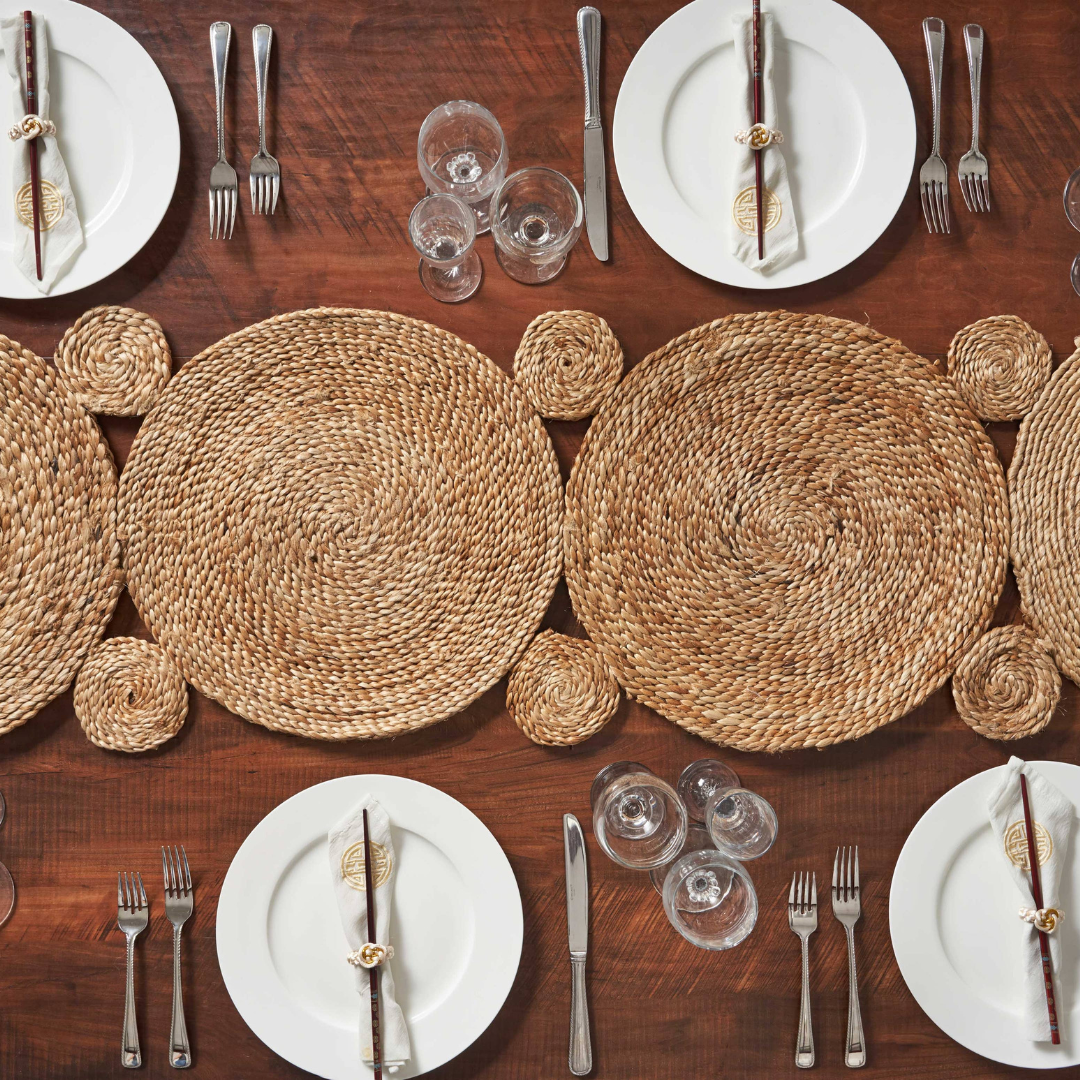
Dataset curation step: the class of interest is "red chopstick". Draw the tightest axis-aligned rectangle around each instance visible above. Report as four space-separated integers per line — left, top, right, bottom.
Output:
1020 773 1059 1044
22 10 41 281
752 0 763 261
362 809 383 1080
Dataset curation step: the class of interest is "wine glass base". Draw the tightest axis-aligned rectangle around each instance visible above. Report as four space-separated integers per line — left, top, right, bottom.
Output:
1071 253 1080 296
418 251 482 303
0 861 15 928
494 245 568 285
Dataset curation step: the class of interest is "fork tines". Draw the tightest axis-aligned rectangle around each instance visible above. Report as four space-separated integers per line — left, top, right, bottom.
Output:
920 173 950 234
117 870 147 911
959 171 990 214
832 845 860 901
162 845 192 897
788 870 817 915
209 183 237 240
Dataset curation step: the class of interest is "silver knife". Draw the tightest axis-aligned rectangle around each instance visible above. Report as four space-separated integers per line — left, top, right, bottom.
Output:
577 7 609 261
564 813 592 1076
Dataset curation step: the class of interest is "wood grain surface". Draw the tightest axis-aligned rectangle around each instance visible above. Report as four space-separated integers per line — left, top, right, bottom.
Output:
0 0 1078 1077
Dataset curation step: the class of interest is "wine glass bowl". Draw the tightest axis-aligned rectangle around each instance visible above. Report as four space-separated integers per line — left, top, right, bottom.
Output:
661 849 758 949
705 787 778 861
408 193 483 303
678 759 742 823
590 762 688 870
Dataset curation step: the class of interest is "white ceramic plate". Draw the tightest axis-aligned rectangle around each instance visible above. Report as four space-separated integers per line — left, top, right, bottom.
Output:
0 0 178 297
217 775 523 1079
891 761 1080 1068
613 0 915 289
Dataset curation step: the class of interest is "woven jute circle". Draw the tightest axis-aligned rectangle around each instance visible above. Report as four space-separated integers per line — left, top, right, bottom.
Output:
951 625 1060 740
946 315 1052 422
1010 337 1080 683
118 308 563 740
55 305 172 416
75 637 188 752
565 311 1009 752
0 336 122 736
506 629 620 746
513 310 623 420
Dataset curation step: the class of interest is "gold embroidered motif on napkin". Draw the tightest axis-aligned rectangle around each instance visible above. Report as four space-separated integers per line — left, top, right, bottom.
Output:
732 185 781 236
16 179 63 230
1004 819 1053 870
340 840 392 890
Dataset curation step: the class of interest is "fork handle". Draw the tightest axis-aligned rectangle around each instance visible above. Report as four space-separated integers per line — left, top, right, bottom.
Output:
170 924 191 1068
964 24 983 151
843 924 866 1068
922 17 945 157
122 932 141 1069
253 24 272 155
210 21 231 161
796 935 814 1068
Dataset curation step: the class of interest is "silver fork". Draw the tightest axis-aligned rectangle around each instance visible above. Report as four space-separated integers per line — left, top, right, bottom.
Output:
919 17 950 233
163 845 194 1069
249 24 280 215
788 871 817 1070
832 846 866 1068
116 871 148 1070
958 24 989 212
209 21 237 239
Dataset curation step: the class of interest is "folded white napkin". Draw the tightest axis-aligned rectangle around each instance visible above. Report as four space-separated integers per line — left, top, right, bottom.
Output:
988 757 1075 1042
1 13 83 292
729 12 797 271
328 796 411 1072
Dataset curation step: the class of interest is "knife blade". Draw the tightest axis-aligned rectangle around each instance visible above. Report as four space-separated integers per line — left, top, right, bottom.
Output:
563 813 592 1076
577 7 609 261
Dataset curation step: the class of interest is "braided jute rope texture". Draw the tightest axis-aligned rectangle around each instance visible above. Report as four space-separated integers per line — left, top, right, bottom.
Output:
952 625 1060 740
117 308 564 740
513 310 623 420
565 311 1009 752
55 306 172 416
75 637 189 752
0 336 122 736
946 315 1052 422
1010 337 1080 684
506 629 620 745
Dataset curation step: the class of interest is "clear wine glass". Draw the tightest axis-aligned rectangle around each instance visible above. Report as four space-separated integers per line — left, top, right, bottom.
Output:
590 762 687 870
490 167 583 284
677 759 742 823
649 822 715 895
661 849 758 950
705 787 778 861
0 791 14 927
408 193 482 303
417 101 508 234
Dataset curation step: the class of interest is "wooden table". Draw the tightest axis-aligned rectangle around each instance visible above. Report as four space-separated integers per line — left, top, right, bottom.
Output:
1 0 1077 1076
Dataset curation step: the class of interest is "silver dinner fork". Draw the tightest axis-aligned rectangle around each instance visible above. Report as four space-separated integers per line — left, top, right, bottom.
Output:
920 18 950 233
959 24 989 212
832 846 866 1068
250 24 280 214
788 871 817 1070
209 21 237 239
163 845 194 1069
117 871 148 1070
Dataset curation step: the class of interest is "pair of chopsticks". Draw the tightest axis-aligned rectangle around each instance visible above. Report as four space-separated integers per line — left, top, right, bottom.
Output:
22 10 42 280
751 0 764 260
362 809 384 1079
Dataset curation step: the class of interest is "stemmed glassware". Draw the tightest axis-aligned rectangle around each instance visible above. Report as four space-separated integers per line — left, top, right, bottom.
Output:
408 193 483 303
660 848 758 950
0 791 14 927
590 762 687 870
679 760 778 861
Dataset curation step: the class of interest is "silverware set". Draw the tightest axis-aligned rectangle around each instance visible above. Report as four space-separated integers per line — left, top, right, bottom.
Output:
919 18 989 234
115 847 194 1070
208 21 280 239
786 847 865 1069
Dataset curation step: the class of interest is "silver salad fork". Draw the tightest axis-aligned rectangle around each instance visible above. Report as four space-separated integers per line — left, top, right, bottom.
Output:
919 18 950 233
163 845 194 1069
117 871 148 1070
788 871 817 1069
958 24 989 212
250 24 280 214
209 21 238 238
832 846 866 1068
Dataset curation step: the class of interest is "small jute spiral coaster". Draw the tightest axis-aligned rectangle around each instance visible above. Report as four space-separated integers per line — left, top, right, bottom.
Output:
951 625 1060 740
0 336 122 736
75 637 188 752
55 305 172 416
118 308 563 740
506 629 620 746
513 310 623 420
1010 337 1080 684
565 311 1009 752
946 315 1052 422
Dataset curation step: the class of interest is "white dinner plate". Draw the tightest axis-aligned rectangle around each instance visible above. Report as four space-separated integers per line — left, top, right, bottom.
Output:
891 761 1080 1068
0 0 178 297
217 775 523 1079
613 0 916 288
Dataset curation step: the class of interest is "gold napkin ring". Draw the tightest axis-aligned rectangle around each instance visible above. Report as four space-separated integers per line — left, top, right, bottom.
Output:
8 114 55 142
735 123 783 149
1019 906 1061 933
346 942 395 968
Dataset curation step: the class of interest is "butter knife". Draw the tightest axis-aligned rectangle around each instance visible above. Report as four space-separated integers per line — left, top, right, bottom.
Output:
577 7 609 261
564 813 592 1076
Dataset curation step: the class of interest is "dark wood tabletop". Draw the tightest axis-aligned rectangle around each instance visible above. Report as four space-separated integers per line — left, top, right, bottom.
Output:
2 0 1079 1077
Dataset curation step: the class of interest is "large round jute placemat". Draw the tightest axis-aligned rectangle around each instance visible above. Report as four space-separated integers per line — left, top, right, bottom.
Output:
1010 338 1080 684
564 311 1009 752
0 336 123 736
118 308 563 740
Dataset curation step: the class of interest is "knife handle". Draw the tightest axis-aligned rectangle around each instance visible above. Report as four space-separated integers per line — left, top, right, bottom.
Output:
577 7 601 129
569 955 592 1076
